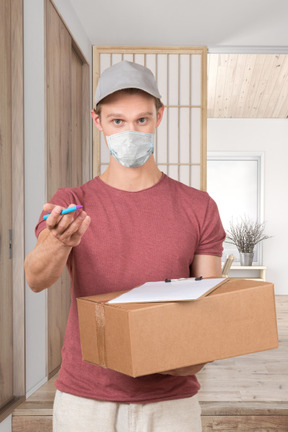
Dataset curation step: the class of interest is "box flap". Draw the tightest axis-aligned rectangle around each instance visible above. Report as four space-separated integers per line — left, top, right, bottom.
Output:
207 278 274 296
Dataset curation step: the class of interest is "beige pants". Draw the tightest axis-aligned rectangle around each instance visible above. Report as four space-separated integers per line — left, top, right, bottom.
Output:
53 390 202 432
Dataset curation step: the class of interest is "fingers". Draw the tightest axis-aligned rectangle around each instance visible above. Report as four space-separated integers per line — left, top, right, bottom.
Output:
45 204 77 231
43 203 91 247
43 203 58 212
45 206 66 229
56 206 78 234
43 202 78 216
75 213 91 238
54 211 90 246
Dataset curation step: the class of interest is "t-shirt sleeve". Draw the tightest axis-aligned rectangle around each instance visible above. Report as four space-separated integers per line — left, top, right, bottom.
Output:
195 196 226 257
35 188 81 238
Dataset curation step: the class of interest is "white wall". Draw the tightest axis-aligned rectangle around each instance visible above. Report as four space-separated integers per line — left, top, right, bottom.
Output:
23 0 92 402
24 0 47 399
0 416 11 432
208 118 288 295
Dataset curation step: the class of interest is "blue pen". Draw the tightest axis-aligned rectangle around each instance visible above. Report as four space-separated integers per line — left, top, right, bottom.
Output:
43 205 83 220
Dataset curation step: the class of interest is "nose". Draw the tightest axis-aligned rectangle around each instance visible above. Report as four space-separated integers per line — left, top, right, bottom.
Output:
127 122 137 132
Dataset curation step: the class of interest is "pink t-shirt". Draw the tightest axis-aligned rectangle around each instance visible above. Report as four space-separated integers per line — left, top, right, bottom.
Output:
35 174 225 403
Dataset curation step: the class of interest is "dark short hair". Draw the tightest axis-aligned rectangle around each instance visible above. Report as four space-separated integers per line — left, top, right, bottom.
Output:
94 88 163 117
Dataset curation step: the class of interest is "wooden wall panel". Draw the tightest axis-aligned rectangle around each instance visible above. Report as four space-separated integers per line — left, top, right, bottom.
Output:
46 0 72 197
0 0 25 418
71 48 83 187
0 0 13 409
45 0 89 376
81 62 91 184
11 0 25 399
46 0 72 376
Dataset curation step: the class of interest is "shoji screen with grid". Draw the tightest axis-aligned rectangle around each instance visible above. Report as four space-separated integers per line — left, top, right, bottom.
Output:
92 47 207 190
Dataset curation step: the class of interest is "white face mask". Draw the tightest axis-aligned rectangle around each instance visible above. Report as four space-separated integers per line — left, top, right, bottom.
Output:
106 131 154 168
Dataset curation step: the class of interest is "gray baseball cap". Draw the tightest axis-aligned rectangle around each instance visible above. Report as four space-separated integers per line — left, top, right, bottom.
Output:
94 61 162 105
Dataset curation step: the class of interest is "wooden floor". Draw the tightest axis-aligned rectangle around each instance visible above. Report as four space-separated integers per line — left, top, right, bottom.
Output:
13 296 288 431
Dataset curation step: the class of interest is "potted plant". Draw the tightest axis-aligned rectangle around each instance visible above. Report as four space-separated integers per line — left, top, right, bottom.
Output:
225 217 271 266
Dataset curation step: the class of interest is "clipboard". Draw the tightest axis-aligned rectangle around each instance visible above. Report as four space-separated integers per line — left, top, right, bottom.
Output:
108 277 229 304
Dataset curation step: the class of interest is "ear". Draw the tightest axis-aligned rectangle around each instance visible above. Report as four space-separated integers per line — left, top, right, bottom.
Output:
91 109 103 132
156 105 165 128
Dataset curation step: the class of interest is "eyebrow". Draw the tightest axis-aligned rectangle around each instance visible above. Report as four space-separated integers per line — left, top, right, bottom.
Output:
105 112 154 119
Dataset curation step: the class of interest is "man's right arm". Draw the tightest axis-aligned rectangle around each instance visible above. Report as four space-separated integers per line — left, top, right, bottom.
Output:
24 203 91 292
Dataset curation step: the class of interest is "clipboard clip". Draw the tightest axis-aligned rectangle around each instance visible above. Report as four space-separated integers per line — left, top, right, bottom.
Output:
165 276 203 283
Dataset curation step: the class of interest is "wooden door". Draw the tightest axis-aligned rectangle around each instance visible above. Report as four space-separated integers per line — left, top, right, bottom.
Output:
45 0 89 377
0 0 25 419
0 0 13 410
71 48 84 187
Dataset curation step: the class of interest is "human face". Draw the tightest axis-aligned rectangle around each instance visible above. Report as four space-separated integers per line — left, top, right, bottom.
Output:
91 91 164 139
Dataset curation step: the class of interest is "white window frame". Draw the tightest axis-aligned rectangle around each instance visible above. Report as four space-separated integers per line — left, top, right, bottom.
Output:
207 152 265 265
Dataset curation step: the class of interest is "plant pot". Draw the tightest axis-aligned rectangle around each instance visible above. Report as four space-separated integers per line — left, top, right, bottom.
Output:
240 252 254 266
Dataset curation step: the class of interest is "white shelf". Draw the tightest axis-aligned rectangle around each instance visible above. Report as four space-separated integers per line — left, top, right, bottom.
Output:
228 265 267 281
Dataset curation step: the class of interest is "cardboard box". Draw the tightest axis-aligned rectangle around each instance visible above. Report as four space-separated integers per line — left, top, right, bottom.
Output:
77 278 278 377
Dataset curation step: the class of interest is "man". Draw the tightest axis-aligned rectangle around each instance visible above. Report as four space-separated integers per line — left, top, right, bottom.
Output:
25 61 225 432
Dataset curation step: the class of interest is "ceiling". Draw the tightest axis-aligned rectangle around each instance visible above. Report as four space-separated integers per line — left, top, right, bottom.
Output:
68 0 288 48
67 0 288 118
208 54 288 118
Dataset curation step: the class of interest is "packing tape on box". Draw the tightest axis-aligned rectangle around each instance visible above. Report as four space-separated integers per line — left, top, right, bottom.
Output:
95 303 107 367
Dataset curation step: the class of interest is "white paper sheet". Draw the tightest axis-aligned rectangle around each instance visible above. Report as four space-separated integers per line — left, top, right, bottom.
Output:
108 278 225 304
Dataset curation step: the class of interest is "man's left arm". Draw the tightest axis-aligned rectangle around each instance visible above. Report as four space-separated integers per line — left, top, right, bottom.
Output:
161 254 222 376
190 254 222 279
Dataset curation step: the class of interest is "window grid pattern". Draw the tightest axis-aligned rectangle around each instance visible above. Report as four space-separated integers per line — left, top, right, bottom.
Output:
93 47 207 190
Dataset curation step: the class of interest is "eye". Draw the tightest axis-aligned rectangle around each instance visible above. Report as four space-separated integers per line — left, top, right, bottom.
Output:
113 119 123 125
138 117 147 124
